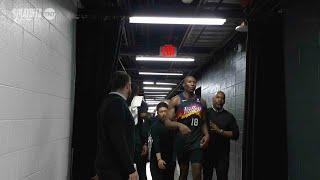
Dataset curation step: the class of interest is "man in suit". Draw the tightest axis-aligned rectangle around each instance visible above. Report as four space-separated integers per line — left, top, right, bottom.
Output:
95 71 138 180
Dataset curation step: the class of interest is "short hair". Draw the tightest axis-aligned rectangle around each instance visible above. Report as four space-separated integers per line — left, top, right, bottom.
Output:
183 75 196 83
156 102 168 111
215 91 225 98
110 71 131 91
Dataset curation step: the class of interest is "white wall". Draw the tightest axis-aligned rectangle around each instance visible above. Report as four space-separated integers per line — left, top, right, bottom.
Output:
0 0 76 179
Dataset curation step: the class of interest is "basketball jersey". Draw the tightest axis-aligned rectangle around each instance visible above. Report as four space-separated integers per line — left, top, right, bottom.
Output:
175 93 204 152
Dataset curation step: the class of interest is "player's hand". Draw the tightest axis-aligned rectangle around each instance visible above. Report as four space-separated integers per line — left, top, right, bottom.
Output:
128 171 138 180
200 134 209 148
157 159 167 170
141 144 148 156
209 122 220 133
178 123 191 135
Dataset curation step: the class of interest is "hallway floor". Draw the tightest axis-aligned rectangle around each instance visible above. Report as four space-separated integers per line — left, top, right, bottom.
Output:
146 162 194 180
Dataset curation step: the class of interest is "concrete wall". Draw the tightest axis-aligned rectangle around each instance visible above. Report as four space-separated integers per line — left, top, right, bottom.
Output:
0 0 76 179
198 42 246 180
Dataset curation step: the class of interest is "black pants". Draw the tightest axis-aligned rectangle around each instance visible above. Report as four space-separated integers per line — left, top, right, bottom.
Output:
97 169 128 180
134 152 147 180
150 160 175 180
203 155 229 180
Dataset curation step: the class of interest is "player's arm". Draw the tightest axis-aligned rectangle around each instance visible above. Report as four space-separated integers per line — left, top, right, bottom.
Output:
200 98 209 148
163 96 191 135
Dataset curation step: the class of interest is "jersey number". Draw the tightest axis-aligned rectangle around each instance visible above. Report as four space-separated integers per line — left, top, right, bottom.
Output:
191 118 199 127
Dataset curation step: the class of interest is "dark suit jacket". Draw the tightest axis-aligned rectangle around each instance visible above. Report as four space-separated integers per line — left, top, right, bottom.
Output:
95 93 135 177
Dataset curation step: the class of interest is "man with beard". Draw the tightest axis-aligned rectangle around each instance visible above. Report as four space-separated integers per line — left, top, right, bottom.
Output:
166 75 210 180
203 91 240 180
95 71 138 180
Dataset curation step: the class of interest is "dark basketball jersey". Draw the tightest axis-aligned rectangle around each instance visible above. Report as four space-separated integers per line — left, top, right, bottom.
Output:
175 93 205 152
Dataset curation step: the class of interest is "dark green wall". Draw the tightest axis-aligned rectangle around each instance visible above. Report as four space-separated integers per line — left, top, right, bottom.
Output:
284 1 320 179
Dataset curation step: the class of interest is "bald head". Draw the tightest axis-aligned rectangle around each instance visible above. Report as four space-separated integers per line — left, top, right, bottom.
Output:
212 91 225 110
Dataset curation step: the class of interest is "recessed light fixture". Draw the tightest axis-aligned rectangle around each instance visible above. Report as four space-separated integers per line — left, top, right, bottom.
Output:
145 98 165 100
146 100 161 103
145 95 167 97
130 16 226 25
147 102 161 105
136 56 194 62
144 91 169 94
143 87 172 90
156 82 177 85
139 72 183 76
143 81 154 85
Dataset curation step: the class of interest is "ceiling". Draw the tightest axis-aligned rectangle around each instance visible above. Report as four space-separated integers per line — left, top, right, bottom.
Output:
79 0 245 104
119 0 245 98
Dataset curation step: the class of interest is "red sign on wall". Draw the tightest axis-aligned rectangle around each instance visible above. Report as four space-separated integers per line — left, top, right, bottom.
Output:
160 44 176 57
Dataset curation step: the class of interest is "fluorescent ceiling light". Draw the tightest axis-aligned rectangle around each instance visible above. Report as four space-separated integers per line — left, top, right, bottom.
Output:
145 98 164 100
146 101 163 104
143 81 154 85
146 101 161 105
145 99 165 102
144 87 172 90
146 100 161 102
130 16 226 25
144 91 169 94
145 95 167 97
147 102 160 105
139 72 183 76
136 56 194 62
156 82 177 85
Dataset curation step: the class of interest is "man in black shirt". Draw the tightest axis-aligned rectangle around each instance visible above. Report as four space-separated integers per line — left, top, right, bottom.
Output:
128 84 149 180
95 71 138 180
150 102 176 180
133 99 149 180
203 91 240 180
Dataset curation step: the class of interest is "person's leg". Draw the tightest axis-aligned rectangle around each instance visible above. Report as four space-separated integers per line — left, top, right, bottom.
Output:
150 160 162 180
178 151 190 180
191 163 202 180
215 156 229 180
98 169 126 180
164 162 176 180
203 150 214 180
140 156 148 180
178 162 190 180
134 152 147 180
190 149 203 180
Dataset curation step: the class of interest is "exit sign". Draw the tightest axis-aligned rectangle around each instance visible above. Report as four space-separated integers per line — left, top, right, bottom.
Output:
160 44 176 57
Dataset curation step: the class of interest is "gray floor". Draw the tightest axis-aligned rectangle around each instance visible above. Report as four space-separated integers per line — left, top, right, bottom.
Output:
146 162 194 180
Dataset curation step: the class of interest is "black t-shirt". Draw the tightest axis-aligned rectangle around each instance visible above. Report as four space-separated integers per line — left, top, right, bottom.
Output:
150 117 176 164
135 100 149 152
206 108 239 157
